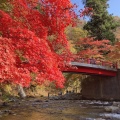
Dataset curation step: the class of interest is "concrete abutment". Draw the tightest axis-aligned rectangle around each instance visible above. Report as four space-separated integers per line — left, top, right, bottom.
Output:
81 69 120 100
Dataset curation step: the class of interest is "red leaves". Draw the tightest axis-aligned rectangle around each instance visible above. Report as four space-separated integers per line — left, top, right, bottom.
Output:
0 27 66 87
0 37 15 82
80 7 93 17
76 38 112 58
0 0 76 88
0 10 13 37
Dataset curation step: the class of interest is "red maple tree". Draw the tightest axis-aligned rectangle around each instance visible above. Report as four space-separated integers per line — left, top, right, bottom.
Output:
74 37 112 59
0 0 76 88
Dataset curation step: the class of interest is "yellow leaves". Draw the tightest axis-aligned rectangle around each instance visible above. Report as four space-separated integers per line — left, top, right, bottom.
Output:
68 40 77 54
65 26 88 42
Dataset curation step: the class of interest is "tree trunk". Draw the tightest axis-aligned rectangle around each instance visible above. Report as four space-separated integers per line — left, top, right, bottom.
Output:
18 84 26 98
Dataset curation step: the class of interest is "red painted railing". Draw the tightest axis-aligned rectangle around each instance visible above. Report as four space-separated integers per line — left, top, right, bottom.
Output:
73 58 117 69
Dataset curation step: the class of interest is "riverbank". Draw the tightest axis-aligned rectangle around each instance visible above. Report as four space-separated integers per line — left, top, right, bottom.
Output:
0 96 120 120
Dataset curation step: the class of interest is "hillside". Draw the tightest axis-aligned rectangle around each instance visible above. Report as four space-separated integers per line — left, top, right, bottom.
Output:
113 16 120 41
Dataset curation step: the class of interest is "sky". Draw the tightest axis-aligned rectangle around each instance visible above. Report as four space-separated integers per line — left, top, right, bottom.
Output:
71 0 120 17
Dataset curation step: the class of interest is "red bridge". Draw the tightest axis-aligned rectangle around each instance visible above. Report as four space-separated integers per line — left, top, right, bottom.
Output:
63 58 117 77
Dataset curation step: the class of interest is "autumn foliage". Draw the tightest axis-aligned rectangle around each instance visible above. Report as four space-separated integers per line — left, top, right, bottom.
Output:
0 0 76 88
108 42 120 66
80 7 93 17
75 37 112 59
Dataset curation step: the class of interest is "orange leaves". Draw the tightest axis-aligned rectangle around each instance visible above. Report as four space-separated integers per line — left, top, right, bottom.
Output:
108 41 120 63
76 38 112 58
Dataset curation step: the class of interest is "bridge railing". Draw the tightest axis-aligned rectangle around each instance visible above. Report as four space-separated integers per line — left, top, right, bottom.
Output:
73 58 117 69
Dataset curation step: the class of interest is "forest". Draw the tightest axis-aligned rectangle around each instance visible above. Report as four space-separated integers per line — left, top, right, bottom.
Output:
0 0 120 100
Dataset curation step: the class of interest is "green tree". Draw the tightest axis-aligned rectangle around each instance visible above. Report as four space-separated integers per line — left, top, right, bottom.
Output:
82 0 118 43
63 73 83 93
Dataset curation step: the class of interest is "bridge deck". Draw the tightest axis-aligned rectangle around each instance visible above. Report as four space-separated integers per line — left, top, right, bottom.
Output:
71 62 117 71
63 62 117 76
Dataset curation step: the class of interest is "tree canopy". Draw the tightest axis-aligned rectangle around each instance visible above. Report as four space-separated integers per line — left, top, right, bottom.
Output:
82 0 118 43
0 0 76 88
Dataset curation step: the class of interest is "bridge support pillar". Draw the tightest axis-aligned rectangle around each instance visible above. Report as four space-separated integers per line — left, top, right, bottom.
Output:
81 69 120 100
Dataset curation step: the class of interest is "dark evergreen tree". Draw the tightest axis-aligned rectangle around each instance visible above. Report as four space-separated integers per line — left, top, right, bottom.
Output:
82 0 118 43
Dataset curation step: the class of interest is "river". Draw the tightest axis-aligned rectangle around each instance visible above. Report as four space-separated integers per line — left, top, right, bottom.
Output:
0 98 120 120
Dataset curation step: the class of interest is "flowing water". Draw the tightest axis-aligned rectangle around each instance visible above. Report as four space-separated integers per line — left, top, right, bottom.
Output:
0 98 119 120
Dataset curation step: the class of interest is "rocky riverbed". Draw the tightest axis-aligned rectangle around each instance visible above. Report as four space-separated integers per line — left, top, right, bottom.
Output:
0 96 120 120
